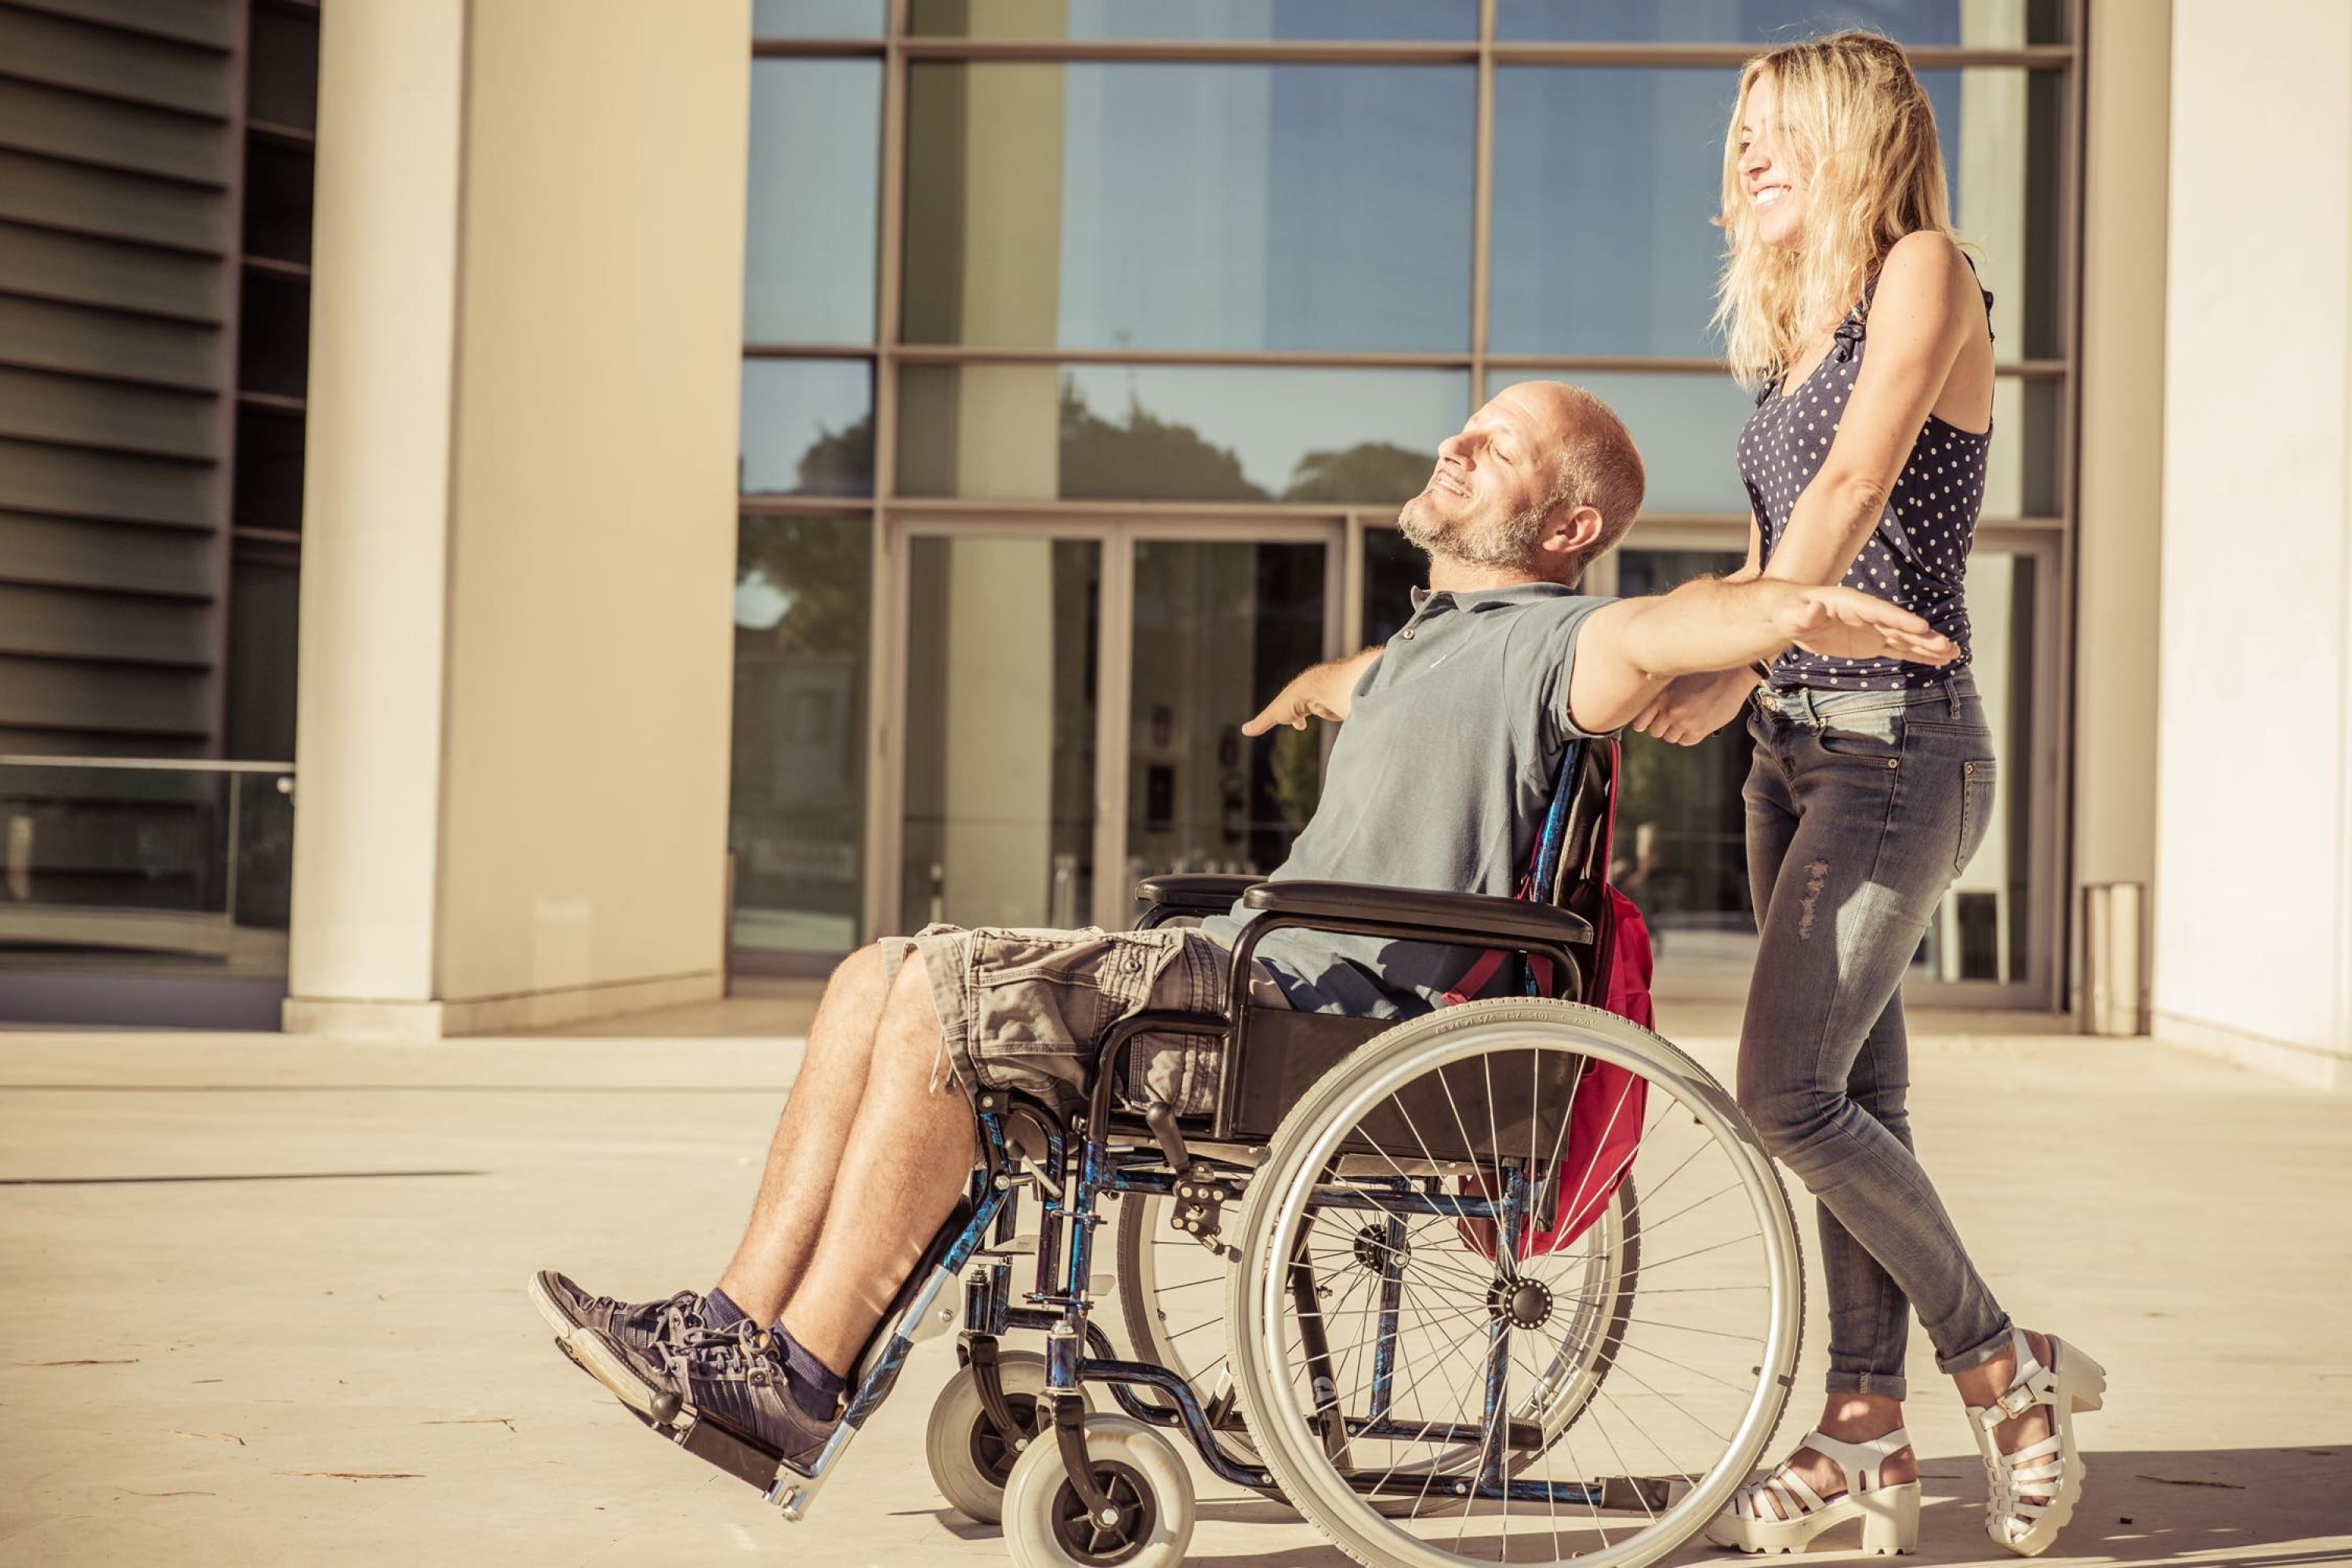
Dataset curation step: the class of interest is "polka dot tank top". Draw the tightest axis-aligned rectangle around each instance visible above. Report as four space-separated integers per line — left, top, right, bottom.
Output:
1737 263 1995 690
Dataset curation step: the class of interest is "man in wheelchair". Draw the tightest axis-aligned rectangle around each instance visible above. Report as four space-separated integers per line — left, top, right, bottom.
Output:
532 381 1953 1504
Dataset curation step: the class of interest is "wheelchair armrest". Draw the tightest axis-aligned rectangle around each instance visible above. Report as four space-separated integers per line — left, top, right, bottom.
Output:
1135 873 1265 913
1240 880 1594 949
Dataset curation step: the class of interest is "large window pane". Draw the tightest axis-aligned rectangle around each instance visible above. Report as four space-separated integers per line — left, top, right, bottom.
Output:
1494 65 2062 362
753 0 883 37
903 62 1473 351
742 359 873 495
1493 69 1737 358
1497 0 2064 46
1126 540 1327 904
746 60 881 343
909 0 1473 39
902 364 1465 503
902 537 1102 928
731 516 871 958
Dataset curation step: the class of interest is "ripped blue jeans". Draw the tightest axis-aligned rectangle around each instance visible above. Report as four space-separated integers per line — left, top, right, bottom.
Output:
1740 671 2011 1400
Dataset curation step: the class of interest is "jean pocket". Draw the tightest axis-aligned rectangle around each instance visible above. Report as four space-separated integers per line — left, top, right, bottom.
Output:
1813 706 1905 760
1955 757 1998 873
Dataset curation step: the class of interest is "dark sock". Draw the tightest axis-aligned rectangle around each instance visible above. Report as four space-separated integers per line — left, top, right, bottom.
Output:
771 1323 847 1421
702 1286 749 1332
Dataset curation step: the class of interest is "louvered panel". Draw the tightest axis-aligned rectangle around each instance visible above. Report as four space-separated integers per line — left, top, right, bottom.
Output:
0 436 214 527
0 6 234 118
0 510 213 597
0 652 209 736
0 724 199 756
0 295 220 389
0 364 218 459
0 76 231 186
0 580 211 665
0 148 230 253
0 220 222 321
9 0 234 50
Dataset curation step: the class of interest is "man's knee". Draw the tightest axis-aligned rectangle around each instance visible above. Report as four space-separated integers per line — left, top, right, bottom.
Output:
823 943 891 1014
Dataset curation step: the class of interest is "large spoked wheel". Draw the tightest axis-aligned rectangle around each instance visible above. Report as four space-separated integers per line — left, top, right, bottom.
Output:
1115 1188 1258 1460
1225 1000 1803 1568
1002 1413 1195 1568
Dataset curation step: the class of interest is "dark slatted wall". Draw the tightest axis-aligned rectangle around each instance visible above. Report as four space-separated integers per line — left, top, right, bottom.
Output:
0 0 315 761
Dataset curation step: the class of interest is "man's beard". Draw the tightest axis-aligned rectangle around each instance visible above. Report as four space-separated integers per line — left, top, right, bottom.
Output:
1397 491 1551 572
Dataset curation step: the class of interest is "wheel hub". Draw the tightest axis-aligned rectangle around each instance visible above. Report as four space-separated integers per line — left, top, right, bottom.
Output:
1051 1459 1154 1565
1352 1223 1411 1272
1486 1275 1553 1331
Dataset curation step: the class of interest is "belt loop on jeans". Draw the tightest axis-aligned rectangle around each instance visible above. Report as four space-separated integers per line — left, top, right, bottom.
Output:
1796 686 1821 727
1946 677 1961 718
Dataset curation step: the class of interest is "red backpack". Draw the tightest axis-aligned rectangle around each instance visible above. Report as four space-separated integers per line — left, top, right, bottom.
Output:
1450 742 1653 1259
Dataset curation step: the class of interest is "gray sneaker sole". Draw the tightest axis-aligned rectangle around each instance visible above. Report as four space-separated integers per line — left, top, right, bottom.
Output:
528 1272 679 1428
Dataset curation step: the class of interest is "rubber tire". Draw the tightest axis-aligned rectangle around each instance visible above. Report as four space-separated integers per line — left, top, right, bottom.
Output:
1224 998 1804 1568
925 1351 1088 1525
1002 1413 1195 1568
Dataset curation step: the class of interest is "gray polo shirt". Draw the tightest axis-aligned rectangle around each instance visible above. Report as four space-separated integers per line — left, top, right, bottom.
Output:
1202 582 1612 1016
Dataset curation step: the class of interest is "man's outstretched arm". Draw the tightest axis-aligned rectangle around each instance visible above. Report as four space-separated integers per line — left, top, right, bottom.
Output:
1566 580 1955 735
1240 645 1382 735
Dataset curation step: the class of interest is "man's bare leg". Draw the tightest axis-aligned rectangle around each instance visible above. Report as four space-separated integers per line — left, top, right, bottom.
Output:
779 956 978 1374
713 944 895 1323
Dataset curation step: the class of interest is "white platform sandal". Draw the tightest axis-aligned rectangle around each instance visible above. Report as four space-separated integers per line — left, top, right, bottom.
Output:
1703 1426 1920 1555
1969 1327 2107 1556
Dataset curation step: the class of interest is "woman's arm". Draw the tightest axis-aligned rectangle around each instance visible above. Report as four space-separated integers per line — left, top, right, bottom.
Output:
1763 230 1987 587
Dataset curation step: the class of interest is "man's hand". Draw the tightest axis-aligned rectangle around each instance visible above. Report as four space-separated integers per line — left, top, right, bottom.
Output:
1632 667 1758 747
1774 586 1956 665
1241 648 1381 735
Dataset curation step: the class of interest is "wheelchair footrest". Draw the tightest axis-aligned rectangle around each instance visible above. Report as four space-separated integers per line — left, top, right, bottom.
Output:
630 1403 804 1494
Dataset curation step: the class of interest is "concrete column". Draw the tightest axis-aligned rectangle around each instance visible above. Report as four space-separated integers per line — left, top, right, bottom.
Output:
286 0 750 1039
2069 0 2169 1008
2151 0 2352 1087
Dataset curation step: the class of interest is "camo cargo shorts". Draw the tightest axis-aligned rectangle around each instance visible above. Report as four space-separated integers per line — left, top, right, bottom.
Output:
878 924 1268 1119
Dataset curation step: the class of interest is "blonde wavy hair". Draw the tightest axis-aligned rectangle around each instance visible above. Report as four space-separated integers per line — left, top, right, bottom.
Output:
1712 31 1958 390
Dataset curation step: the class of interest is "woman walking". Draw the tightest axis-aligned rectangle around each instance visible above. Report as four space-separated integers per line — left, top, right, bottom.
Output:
1631 31 2105 1558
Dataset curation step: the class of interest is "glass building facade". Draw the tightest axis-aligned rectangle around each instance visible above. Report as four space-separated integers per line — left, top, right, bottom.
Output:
731 1 2078 1002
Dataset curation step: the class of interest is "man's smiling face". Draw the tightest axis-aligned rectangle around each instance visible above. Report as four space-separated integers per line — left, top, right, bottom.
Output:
1397 383 1578 573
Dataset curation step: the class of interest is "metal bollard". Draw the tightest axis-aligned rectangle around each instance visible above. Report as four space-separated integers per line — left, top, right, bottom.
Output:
2080 882 2147 1036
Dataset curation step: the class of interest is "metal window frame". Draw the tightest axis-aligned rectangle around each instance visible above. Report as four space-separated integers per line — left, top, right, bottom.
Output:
739 1 2087 1008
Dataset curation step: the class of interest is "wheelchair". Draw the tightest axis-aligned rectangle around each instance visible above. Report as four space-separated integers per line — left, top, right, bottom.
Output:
654 739 1806 1567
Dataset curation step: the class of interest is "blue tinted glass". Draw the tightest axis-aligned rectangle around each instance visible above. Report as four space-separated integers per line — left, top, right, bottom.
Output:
753 0 884 37
898 365 1466 502
731 514 871 957
1491 68 1738 358
1493 372 1759 514
903 63 1473 351
910 0 1472 38
746 60 880 343
742 360 874 495
1497 0 2026 44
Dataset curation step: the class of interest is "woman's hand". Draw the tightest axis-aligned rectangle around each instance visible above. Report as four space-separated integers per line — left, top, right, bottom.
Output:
1241 648 1381 735
1632 668 1759 747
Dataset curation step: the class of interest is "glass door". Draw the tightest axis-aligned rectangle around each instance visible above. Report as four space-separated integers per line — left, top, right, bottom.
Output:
885 521 1338 936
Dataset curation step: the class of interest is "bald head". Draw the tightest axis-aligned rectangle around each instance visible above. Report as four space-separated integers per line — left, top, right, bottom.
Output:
1399 381 1646 586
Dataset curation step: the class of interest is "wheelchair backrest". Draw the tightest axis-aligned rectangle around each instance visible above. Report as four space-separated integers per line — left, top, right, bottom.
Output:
1530 734 1622 964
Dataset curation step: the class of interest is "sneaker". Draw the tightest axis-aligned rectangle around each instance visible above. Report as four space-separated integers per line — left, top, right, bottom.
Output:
528 1269 713 1420
669 1319 840 1475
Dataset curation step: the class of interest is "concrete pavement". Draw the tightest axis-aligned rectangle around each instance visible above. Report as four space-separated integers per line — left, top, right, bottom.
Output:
2 1004 2347 1566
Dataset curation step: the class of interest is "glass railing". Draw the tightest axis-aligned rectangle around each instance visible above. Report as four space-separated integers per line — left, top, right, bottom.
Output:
0 757 296 978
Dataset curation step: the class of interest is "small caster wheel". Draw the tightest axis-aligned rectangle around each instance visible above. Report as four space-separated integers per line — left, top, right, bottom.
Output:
1003 1413 1193 1568
924 1351 1089 1524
